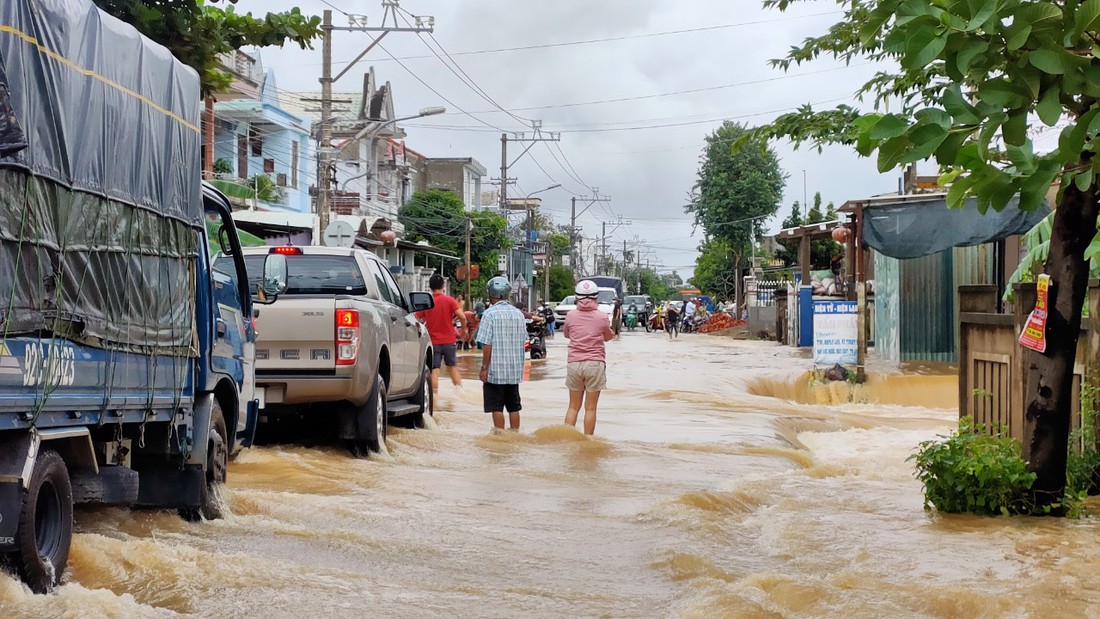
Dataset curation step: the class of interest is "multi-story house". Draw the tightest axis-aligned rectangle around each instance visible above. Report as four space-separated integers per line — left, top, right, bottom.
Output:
209 51 312 213
420 157 487 210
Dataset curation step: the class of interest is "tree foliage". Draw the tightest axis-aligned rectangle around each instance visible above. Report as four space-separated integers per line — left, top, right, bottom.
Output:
688 122 786 253
748 0 1100 508
690 238 740 300
545 265 575 303
93 0 321 96
398 189 509 295
688 122 786 302
748 0 1094 214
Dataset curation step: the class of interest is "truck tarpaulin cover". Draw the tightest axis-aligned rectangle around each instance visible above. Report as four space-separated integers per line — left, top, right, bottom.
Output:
861 195 1050 260
0 0 201 354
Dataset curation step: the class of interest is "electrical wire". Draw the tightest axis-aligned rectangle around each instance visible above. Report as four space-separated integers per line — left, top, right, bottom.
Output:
325 10 844 65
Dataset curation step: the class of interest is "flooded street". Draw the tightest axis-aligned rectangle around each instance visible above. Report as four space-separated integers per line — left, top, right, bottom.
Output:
4 332 1100 618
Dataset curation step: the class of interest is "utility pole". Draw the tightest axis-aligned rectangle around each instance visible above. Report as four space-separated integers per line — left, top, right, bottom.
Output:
569 188 611 278
601 221 607 274
464 217 472 304
598 215 632 275
495 123 560 212
316 2 434 238
317 10 333 235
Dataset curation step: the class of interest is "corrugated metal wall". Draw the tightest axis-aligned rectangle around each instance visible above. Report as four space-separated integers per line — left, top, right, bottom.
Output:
874 253 901 362
884 245 998 362
899 252 955 362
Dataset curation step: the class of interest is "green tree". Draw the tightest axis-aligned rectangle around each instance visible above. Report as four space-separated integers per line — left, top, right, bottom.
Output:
546 265 575 302
690 238 739 300
747 0 1100 508
399 189 508 296
93 0 321 96
687 121 786 306
547 233 571 259
624 267 673 300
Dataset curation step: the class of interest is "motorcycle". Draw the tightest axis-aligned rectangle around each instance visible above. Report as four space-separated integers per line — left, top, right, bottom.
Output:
526 318 547 359
624 304 639 331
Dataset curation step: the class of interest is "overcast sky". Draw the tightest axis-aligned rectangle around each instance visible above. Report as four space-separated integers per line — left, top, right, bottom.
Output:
236 0 903 279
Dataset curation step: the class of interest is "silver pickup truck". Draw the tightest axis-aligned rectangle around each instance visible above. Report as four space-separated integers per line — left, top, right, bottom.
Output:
232 246 435 455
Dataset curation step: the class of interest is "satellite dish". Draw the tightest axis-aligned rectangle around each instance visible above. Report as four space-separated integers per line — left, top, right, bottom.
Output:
323 220 356 248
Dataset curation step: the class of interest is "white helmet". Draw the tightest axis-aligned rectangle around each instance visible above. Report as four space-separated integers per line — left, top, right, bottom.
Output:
574 280 599 297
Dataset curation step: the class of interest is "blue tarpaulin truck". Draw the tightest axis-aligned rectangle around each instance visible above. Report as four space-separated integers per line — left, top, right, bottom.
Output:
0 0 283 592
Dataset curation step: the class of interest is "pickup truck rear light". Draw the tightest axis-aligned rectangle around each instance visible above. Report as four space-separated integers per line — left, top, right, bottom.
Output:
335 309 359 366
271 246 302 255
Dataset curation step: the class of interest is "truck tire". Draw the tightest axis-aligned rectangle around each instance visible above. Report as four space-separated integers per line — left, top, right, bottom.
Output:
181 402 228 521
364 374 388 455
11 449 72 593
410 363 433 429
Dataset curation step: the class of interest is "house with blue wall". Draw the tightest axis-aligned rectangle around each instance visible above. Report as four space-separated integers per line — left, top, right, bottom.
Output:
212 69 312 213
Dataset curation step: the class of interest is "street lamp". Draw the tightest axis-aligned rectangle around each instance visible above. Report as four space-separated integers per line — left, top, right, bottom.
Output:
519 183 561 310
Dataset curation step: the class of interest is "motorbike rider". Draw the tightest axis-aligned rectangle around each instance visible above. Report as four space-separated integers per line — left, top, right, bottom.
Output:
665 302 679 339
538 300 556 338
682 298 697 332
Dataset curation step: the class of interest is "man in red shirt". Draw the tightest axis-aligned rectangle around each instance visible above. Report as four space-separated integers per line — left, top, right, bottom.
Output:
417 273 467 391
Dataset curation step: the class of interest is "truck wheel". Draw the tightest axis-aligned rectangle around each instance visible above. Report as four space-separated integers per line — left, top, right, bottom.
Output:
411 364 433 429
182 402 228 521
363 374 388 455
12 449 72 593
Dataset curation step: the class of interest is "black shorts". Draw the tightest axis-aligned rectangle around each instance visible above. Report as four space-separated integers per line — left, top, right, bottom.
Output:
483 382 522 413
432 343 458 369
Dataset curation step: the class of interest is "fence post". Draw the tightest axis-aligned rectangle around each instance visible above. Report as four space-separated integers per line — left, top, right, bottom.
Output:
1013 282 1038 455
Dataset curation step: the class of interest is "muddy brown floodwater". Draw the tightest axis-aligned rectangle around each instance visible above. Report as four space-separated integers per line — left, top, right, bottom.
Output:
4 333 1100 618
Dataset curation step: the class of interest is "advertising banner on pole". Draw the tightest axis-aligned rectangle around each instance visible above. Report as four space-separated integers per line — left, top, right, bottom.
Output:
813 300 858 366
1018 273 1050 353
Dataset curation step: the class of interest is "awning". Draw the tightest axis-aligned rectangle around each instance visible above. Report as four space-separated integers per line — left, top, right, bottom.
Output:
860 194 1049 259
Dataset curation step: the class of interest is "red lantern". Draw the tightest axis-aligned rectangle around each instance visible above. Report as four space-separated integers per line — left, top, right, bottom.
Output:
831 226 851 243
380 230 397 244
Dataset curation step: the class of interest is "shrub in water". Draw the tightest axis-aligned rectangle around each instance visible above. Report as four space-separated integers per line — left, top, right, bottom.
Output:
909 417 1036 516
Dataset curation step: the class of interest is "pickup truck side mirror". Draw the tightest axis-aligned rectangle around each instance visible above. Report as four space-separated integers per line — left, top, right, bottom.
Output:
409 291 435 312
255 253 288 304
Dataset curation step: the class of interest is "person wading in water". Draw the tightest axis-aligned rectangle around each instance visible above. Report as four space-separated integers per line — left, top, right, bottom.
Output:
477 276 528 431
563 280 615 435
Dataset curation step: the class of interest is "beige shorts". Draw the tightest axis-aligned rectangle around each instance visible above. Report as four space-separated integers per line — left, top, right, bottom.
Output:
566 361 607 392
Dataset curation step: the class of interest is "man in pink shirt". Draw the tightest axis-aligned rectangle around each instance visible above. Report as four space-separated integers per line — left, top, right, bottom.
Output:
562 280 615 435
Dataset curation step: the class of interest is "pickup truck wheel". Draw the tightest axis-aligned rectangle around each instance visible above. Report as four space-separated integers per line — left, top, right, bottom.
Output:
181 402 228 521
364 375 388 455
11 449 72 593
411 364 433 429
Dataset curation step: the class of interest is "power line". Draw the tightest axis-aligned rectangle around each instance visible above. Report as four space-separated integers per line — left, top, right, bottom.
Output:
405 95 853 133
376 41 515 133
461 63 871 115
326 11 844 66
396 9 534 128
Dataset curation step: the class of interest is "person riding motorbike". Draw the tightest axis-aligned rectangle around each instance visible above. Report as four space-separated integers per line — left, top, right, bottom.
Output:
624 302 639 331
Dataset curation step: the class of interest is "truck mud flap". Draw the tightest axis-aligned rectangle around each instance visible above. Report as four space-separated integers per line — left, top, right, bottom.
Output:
70 466 139 505
0 432 33 550
133 464 204 510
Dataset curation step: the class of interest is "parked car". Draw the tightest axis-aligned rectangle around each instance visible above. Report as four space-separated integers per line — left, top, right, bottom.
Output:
554 295 576 324
233 246 435 456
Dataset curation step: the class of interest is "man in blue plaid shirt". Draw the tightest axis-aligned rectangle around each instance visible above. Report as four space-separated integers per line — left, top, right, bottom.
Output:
477 276 528 431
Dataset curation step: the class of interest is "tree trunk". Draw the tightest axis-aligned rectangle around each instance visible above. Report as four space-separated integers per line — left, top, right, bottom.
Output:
1025 178 1099 509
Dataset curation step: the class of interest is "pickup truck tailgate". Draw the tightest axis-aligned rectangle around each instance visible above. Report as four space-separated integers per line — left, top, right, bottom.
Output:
255 296 337 371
